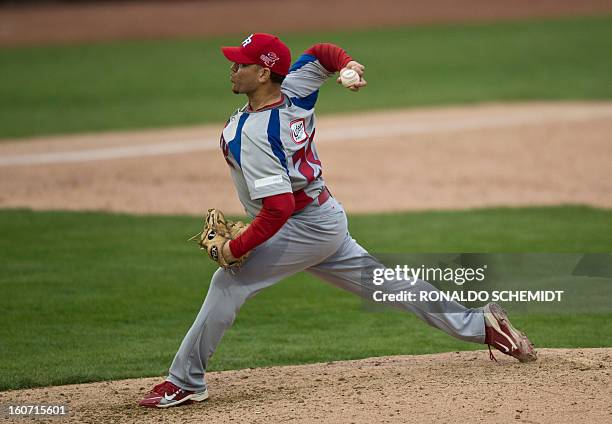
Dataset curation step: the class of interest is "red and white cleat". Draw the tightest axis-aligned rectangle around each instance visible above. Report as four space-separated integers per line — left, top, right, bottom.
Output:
484 303 537 363
139 381 209 408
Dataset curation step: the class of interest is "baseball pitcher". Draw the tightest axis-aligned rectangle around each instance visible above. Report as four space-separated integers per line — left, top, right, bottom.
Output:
140 33 537 408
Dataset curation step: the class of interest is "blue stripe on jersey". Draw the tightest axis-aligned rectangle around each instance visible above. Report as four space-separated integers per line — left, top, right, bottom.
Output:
289 54 317 72
228 113 249 167
290 90 319 111
266 109 289 175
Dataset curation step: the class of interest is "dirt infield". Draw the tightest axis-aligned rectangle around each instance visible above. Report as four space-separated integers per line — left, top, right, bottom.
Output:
1 102 611 215
2 0 612 46
1 348 610 423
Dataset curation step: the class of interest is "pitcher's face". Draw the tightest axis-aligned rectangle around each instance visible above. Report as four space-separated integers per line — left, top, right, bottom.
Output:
229 63 261 94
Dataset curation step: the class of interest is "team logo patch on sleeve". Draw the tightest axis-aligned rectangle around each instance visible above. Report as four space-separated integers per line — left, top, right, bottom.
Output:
289 118 309 144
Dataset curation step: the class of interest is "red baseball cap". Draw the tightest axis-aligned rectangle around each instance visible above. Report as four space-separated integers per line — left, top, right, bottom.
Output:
222 33 291 76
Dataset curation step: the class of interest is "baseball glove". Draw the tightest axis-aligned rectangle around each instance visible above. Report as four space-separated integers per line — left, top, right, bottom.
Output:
189 209 250 270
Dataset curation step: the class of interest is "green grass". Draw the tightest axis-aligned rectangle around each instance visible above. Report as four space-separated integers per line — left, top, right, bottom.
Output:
1 15 612 139
1 206 611 391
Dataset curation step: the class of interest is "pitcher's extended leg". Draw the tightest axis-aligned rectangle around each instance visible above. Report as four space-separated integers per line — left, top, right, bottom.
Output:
307 233 486 343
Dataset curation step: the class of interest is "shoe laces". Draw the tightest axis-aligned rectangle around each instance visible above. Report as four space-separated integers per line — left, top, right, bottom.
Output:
487 344 498 363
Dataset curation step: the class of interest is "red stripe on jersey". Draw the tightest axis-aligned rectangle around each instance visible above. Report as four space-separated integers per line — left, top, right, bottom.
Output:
294 150 315 182
292 130 322 184
305 130 322 167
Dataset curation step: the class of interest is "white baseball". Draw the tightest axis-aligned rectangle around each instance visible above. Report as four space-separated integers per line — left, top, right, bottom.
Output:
340 69 360 87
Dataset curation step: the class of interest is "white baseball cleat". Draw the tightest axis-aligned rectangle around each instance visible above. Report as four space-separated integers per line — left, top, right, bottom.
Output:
483 302 537 363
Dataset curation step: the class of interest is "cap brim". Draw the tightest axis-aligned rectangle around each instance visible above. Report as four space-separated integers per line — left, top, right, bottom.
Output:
221 46 255 64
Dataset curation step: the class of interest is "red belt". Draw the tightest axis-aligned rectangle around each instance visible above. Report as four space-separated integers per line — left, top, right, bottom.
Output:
293 187 331 212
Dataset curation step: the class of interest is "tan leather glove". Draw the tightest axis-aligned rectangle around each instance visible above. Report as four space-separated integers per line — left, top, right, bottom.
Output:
189 209 250 270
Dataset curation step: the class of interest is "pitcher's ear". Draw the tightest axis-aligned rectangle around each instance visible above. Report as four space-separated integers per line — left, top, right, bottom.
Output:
258 66 271 83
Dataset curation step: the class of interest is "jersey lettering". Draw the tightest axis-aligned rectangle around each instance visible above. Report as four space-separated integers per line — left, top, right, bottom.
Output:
220 133 234 168
292 130 321 183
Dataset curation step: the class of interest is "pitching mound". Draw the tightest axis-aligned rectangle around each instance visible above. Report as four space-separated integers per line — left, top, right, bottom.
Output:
1 348 610 423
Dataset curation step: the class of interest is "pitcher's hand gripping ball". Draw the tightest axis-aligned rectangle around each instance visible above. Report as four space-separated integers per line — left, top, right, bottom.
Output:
189 209 249 270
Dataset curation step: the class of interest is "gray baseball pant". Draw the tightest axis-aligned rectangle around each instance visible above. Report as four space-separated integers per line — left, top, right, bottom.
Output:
167 197 485 391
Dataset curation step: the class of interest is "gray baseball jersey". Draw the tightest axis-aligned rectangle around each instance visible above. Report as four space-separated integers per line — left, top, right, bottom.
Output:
220 55 329 217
